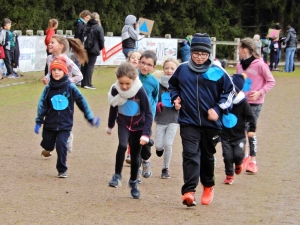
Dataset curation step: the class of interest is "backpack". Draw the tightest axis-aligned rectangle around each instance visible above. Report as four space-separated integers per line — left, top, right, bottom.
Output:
82 26 95 50
0 28 6 46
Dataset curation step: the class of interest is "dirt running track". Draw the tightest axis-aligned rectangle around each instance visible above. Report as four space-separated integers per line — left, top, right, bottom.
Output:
0 76 299 225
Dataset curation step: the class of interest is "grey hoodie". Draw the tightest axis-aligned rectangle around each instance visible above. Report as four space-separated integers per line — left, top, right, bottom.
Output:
284 27 297 48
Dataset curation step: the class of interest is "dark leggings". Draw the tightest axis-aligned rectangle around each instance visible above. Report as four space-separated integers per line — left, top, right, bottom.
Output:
115 124 142 181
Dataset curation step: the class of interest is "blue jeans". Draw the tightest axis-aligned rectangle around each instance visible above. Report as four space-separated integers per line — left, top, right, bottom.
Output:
284 47 296 72
122 48 135 59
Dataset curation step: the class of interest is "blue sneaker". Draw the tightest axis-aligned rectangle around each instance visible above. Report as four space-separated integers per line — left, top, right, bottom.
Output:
108 174 122 188
128 179 140 199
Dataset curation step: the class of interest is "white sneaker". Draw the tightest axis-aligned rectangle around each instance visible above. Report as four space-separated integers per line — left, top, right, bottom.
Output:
84 86 96 90
67 132 74 153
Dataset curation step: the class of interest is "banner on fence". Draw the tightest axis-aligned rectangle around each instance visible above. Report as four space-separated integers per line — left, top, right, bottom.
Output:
17 36 178 72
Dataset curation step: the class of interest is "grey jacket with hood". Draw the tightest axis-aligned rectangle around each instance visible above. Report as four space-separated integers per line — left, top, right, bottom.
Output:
284 27 297 48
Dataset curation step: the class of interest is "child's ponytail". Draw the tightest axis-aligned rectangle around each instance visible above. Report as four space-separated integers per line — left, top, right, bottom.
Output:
67 38 88 65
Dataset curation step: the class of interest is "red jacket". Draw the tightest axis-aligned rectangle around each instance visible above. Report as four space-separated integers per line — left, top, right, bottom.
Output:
44 28 55 50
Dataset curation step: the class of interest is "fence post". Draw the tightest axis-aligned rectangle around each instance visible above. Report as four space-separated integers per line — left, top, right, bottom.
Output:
234 38 240 61
211 37 216 59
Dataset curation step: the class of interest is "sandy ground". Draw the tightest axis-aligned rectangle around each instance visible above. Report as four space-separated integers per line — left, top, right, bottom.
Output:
0 75 300 225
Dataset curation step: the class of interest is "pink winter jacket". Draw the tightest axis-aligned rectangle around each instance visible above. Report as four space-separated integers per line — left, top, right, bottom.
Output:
236 58 275 104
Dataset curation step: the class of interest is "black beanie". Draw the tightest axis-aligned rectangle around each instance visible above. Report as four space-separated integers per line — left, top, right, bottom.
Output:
190 33 212 53
231 73 247 91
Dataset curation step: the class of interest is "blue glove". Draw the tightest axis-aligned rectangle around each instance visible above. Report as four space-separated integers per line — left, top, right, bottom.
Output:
34 124 41 134
89 116 100 128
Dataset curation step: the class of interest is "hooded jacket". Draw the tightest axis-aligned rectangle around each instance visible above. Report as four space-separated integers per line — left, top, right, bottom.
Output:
236 58 275 104
284 27 297 48
221 92 256 141
36 75 94 131
169 63 235 130
82 19 105 55
121 15 140 49
74 18 86 40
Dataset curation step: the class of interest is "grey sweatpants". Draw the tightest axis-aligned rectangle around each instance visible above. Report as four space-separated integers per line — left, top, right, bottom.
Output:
155 123 179 169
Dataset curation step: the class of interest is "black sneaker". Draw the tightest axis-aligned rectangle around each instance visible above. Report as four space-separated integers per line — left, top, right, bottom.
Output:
161 168 170 179
108 174 122 188
156 149 164 157
146 139 154 146
128 179 140 199
58 172 68 178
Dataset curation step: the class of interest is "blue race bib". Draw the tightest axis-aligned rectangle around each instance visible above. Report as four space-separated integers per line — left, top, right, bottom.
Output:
161 92 173 108
222 113 237 128
51 94 69 110
119 100 140 116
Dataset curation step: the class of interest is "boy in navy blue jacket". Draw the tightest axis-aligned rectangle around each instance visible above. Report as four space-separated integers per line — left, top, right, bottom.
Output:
169 33 235 207
34 57 100 178
221 74 256 185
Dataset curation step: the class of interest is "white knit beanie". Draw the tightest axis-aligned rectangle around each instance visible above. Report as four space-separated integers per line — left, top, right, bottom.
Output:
125 15 136 25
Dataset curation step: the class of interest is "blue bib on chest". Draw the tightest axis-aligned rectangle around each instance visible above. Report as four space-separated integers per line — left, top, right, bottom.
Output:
51 94 69 110
222 113 237 128
243 77 252 92
203 67 223 81
119 100 140 116
161 92 173 108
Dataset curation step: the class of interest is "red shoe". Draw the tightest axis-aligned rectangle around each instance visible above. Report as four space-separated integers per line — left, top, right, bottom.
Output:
201 186 214 205
182 192 196 207
235 164 243 175
243 156 251 169
223 175 234 185
246 161 258 173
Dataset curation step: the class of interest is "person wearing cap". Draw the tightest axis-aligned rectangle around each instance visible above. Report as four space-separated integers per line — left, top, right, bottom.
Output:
34 57 100 178
168 33 235 207
121 15 140 58
221 73 256 185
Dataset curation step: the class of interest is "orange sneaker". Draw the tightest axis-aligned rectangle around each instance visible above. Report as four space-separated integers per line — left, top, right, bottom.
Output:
243 156 251 169
223 175 234 185
182 192 196 207
246 161 258 173
235 164 243 175
201 186 214 205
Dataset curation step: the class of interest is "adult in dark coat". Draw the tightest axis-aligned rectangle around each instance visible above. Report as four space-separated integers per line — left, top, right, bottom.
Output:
80 16 105 89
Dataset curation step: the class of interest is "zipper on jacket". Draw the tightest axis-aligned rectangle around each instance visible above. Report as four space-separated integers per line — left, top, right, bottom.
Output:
196 75 201 126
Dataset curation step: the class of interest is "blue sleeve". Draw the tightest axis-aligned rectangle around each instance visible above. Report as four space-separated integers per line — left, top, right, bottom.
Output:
35 86 49 124
168 66 181 103
71 84 94 121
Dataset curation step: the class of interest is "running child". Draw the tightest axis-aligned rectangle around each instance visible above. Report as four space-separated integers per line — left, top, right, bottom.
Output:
236 38 275 173
154 58 179 179
221 73 256 185
125 50 142 164
107 62 153 199
34 57 100 178
42 34 87 85
138 50 159 179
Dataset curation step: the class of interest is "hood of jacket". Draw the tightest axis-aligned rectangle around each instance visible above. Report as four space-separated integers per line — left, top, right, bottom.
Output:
74 18 85 27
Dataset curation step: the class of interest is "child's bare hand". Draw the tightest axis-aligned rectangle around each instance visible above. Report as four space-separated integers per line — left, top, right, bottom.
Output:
140 140 147 145
247 132 255 138
248 91 261 101
42 77 49 85
207 108 219 121
174 96 181 110
106 127 112 135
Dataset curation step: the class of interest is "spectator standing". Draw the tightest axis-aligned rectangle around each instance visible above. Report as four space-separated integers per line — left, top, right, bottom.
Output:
80 13 105 89
74 10 91 42
44 19 58 75
283 25 297 72
121 15 140 58
2 18 18 78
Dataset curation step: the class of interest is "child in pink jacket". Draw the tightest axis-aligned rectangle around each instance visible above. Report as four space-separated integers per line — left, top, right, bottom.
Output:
236 37 275 174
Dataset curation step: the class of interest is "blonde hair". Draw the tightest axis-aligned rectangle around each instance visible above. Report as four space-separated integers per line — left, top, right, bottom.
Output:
127 50 142 61
47 19 58 29
91 12 101 26
240 38 261 59
116 62 138 80
51 34 88 65
162 57 179 68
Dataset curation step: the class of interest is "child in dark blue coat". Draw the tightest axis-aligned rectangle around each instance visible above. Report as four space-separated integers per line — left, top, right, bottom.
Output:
34 57 100 178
